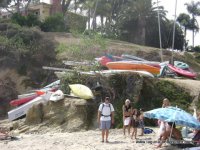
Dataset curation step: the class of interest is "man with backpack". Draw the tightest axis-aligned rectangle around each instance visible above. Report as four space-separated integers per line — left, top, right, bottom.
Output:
97 97 114 143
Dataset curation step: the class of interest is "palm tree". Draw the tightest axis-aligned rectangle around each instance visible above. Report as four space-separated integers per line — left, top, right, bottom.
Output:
185 1 200 47
177 13 191 50
118 0 166 45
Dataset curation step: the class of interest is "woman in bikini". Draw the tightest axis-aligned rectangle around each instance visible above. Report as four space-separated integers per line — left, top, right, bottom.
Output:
122 99 132 137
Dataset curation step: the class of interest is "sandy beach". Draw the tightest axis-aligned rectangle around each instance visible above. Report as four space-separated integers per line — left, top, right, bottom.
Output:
0 128 182 150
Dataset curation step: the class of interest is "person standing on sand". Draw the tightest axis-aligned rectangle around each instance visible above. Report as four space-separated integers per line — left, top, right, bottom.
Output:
122 99 132 137
158 98 171 139
98 97 114 143
131 109 140 140
138 108 144 136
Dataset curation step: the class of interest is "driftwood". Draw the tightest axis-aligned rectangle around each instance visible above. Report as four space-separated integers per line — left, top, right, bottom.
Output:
42 66 73 72
62 60 93 66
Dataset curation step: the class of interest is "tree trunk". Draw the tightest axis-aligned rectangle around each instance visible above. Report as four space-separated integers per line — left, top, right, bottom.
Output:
192 15 195 47
61 0 72 15
74 0 77 13
16 0 20 14
192 29 194 47
133 16 146 45
184 28 187 51
92 16 97 30
92 0 99 30
100 15 104 27
25 0 32 15
88 8 91 30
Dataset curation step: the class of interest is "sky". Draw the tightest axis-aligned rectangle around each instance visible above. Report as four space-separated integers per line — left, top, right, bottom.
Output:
153 0 200 46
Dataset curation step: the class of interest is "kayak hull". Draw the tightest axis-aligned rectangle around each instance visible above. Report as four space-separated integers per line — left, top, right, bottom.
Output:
167 64 197 79
69 84 94 100
106 62 160 75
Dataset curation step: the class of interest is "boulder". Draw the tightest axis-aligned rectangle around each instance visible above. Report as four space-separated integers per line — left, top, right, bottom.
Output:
25 98 96 132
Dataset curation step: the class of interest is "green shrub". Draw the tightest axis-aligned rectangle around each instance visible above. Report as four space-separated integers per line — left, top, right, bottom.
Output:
11 13 41 27
193 46 200 53
66 12 87 33
11 13 26 26
40 13 68 32
155 80 192 111
26 14 41 27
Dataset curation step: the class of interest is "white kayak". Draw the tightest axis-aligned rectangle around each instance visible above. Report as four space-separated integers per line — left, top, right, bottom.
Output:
8 96 44 121
8 92 52 121
44 80 60 88
91 70 154 78
49 90 64 102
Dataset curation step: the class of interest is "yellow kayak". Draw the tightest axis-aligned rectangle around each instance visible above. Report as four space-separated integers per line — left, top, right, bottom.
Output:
69 84 94 100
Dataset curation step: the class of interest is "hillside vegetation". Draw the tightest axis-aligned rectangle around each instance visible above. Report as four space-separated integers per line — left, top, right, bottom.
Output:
0 23 200 127
52 32 200 74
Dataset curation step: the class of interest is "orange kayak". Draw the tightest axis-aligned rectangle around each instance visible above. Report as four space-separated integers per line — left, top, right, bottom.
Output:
106 62 160 74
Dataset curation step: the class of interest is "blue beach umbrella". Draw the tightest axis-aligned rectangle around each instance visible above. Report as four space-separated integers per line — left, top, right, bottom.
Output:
144 106 200 129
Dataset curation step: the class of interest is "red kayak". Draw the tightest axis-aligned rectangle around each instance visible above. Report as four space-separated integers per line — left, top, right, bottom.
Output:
98 55 123 67
168 64 197 79
10 94 38 107
36 87 58 96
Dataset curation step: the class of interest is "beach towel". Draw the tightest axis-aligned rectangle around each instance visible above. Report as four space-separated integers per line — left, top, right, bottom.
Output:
124 117 131 126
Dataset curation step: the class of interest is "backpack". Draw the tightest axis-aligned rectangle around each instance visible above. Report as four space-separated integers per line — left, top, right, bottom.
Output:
101 103 111 117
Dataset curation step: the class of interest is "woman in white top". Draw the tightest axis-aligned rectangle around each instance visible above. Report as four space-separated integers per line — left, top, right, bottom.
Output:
158 98 170 140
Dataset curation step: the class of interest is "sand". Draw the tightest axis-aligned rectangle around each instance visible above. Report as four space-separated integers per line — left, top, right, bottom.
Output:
0 128 182 150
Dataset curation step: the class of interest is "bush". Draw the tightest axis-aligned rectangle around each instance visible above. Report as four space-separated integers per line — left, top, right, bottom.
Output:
66 12 87 33
40 13 68 32
11 13 26 26
0 23 56 88
11 13 41 27
193 46 200 53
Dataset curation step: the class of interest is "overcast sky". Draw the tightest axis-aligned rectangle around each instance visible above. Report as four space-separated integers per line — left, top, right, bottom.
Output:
153 0 200 46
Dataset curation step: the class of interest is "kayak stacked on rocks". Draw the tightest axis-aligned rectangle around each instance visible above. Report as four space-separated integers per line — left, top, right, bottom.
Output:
8 80 65 121
95 53 197 79
106 61 160 75
159 61 197 79
95 54 160 76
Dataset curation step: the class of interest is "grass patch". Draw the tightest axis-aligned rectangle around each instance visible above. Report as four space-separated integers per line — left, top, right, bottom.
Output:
56 33 108 61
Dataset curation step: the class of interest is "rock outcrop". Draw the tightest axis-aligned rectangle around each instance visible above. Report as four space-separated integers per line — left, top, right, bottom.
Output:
25 98 96 132
0 76 18 117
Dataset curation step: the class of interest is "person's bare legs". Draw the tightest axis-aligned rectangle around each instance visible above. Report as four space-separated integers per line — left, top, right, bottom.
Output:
140 128 144 136
105 129 109 142
156 133 168 148
135 128 137 139
128 124 131 136
102 130 105 142
123 125 126 136
131 128 137 139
